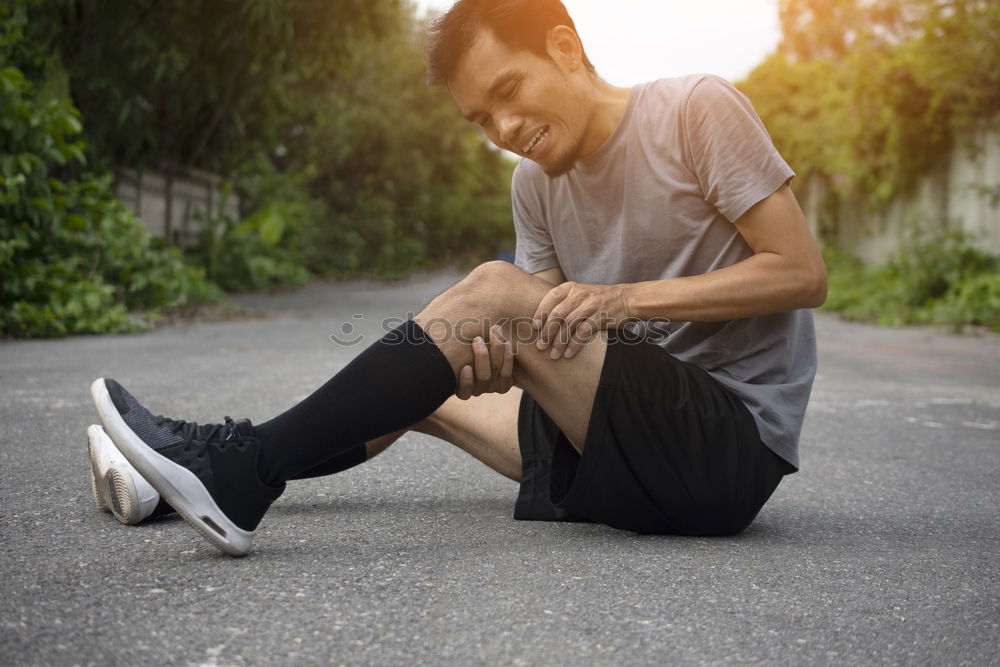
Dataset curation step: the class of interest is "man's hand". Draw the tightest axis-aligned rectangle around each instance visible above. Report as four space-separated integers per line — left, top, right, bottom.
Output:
532 282 630 359
456 325 515 399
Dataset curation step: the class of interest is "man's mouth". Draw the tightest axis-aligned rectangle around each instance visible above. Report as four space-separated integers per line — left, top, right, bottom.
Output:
522 127 550 155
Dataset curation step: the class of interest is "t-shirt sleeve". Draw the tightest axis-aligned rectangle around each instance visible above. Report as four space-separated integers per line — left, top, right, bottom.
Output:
682 75 795 223
511 161 560 274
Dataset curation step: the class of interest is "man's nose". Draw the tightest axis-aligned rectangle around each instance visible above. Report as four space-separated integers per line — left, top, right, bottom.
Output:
495 114 523 148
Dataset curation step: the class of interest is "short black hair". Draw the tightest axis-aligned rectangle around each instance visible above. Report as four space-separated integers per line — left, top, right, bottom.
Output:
426 0 597 86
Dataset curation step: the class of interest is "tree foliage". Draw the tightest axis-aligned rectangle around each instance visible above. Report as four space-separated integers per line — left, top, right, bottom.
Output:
36 0 398 172
744 0 1000 330
741 0 1000 205
3 0 517 337
1 2 221 338
288 15 515 276
36 0 515 277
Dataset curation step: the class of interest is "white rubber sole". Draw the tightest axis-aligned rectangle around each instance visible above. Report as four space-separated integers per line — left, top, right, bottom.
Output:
87 424 161 525
90 378 254 556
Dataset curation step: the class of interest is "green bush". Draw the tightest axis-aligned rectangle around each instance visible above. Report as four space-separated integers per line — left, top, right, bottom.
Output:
1 5 223 338
822 232 1000 331
286 19 516 279
934 272 1000 332
188 203 310 293
28 0 515 282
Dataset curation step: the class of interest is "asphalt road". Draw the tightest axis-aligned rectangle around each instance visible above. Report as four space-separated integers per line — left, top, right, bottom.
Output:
2 271 998 666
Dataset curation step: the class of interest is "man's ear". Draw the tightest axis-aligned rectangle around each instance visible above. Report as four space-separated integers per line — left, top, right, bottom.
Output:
545 25 584 73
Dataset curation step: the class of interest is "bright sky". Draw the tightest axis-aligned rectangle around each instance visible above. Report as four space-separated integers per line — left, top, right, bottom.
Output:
412 0 783 84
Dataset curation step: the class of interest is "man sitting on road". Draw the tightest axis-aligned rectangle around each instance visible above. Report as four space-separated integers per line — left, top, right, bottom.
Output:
87 0 826 555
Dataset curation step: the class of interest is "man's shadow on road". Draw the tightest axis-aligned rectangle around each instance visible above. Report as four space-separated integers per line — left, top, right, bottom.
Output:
137 494 962 557
263 495 887 547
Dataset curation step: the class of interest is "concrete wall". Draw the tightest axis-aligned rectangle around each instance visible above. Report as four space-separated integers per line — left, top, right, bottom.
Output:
114 167 241 247
799 117 1000 265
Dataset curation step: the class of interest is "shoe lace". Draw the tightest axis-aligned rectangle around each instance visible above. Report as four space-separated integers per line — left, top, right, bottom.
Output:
155 415 249 452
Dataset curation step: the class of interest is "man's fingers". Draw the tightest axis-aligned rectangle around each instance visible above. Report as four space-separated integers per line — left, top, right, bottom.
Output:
456 364 474 400
544 307 592 359
563 318 595 359
530 287 559 327
537 312 567 351
499 336 514 392
489 327 505 374
532 283 607 358
539 295 587 351
532 284 568 337
473 336 491 381
459 331 516 397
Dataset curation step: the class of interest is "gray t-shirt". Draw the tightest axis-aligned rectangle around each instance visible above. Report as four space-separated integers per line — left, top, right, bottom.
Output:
512 74 816 469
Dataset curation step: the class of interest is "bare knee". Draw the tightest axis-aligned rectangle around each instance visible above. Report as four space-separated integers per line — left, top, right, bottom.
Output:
460 260 530 293
424 261 542 326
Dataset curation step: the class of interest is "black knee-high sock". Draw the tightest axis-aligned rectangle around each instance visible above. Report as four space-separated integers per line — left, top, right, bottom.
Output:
288 444 367 480
254 320 455 486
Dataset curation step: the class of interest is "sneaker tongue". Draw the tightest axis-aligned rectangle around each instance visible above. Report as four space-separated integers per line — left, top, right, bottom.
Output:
190 418 254 443
182 417 256 445
229 418 255 438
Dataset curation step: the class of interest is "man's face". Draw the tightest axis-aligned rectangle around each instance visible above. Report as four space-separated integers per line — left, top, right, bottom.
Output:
447 30 590 177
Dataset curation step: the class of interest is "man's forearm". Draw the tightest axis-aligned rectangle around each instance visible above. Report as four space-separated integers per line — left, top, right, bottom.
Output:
623 251 827 323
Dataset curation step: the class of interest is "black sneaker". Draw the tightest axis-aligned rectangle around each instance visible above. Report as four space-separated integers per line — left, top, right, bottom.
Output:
90 377 284 556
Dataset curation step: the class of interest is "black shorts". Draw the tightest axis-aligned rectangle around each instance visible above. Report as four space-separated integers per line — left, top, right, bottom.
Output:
514 330 793 536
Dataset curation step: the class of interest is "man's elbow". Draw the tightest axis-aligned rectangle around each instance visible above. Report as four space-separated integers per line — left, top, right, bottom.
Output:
802 262 828 309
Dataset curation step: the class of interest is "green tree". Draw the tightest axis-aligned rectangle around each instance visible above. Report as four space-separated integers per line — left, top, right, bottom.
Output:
742 0 1000 204
35 0 515 279
1 1 221 338
36 0 400 173
742 0 1000 330
291 13 515 276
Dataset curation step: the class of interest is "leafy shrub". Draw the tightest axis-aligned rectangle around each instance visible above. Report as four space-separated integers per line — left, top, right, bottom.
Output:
187 202 309 293
822 232 1000 331
1 5 223 338
933 272 1000 332
31 0 515 281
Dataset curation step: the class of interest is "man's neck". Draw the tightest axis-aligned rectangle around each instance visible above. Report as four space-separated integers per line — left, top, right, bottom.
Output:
580 78 633 157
